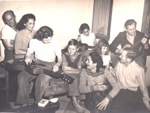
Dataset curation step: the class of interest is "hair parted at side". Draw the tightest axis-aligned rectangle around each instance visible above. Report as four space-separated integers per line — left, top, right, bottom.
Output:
34 26 53 41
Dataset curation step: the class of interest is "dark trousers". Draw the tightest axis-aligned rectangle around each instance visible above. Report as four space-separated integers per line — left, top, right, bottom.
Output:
107 89 149 113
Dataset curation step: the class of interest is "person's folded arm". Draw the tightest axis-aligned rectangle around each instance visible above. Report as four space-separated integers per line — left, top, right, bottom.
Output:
62 65 81 74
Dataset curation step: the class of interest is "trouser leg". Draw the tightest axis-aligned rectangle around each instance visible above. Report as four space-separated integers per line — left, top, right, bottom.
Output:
35 74 51 104
16 71 34 104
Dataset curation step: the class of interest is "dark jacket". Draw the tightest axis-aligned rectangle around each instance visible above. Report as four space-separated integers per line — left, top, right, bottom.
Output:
110 30 145 58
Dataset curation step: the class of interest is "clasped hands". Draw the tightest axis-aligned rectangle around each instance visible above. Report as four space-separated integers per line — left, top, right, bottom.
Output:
93 83 107 91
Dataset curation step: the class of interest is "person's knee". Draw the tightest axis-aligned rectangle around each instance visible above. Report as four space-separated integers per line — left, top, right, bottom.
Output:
36 74 51 85
17 71 29 80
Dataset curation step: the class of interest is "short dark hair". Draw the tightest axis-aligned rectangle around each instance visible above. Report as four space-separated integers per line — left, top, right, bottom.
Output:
2 10 15 24
67 39 79 48
123 47 136 61
16 13 36 31
79 23 90 34
89 52 103 73
34 26 53 41
124 19 137 28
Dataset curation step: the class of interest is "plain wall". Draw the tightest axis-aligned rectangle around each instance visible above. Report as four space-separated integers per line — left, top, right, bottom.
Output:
109 0 145 43
0 0 146 62
0 0 94 61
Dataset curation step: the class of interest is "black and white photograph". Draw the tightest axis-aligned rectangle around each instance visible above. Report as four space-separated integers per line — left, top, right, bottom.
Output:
0 0 150 113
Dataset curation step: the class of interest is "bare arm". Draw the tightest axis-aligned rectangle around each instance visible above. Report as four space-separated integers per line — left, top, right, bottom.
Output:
93 34 97 46
2 39 14 50
77 34 81 42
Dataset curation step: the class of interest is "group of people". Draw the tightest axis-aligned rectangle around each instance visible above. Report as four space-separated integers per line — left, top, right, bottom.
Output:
1 10 150 113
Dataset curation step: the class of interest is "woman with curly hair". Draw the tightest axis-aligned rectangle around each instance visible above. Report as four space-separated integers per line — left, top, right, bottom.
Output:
11 26 62 109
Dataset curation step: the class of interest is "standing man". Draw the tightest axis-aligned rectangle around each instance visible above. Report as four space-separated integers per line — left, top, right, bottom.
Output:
110 19 149 69
108 47 150 113
1 10 17 64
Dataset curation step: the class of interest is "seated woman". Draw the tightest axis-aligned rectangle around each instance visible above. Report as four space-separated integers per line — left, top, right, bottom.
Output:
14 13 36 60
77 23 97 48
77 23 97 57
10 26 62 109
79 51 120 113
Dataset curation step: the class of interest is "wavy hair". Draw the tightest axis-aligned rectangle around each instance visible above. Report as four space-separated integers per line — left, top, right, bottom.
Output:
16 13 36 31
34 26 53 41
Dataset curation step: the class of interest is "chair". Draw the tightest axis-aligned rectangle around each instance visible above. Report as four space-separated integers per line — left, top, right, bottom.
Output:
0 66 9 103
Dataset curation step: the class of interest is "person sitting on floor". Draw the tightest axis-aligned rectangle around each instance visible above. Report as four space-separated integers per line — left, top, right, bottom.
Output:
107 47 150 113
79 51 120 113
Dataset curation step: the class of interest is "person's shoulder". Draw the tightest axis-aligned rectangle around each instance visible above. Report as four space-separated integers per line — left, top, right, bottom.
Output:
76 52 81 56
32 30 36 34
30 38 38 43
1 25 11 32
132 61 144 71
81 69 87 75
117 31 126 36
89 32 95 37
136 30 144 36
51 38 60 44
90 32 95 35
63 51 69 56
16 29 25 34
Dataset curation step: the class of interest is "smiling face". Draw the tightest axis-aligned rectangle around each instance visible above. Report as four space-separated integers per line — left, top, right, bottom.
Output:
82 28 90 36
4 12 16 28
126 23 136 36
101 46 108 55
68 45 78 56
119 50 128 64
24 18 35 31
85 56 97 71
